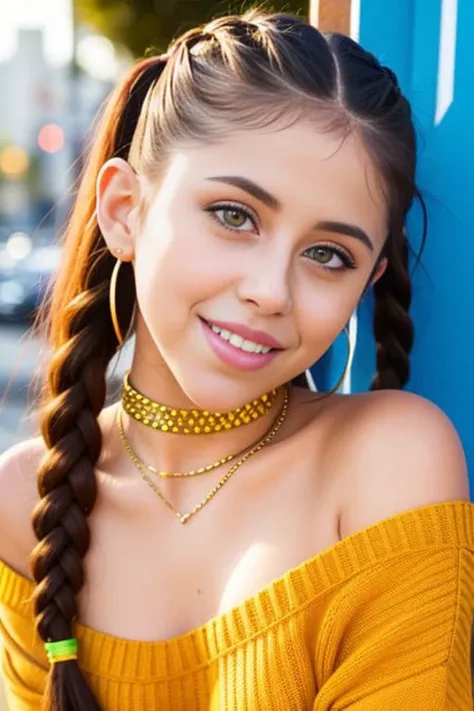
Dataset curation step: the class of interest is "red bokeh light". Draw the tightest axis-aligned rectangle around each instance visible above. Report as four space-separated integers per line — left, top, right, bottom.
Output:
37 124 65 153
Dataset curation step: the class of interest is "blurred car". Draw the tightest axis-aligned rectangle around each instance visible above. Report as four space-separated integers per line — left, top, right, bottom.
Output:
0 232 61 320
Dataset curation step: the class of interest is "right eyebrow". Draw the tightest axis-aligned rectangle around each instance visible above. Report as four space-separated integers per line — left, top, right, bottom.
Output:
206 175 281 211
315 221 375 252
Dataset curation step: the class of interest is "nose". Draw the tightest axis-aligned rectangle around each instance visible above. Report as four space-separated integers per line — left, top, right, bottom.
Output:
236 249 293 316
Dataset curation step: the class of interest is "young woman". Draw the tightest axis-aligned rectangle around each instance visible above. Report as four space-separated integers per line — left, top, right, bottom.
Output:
0 10 472 711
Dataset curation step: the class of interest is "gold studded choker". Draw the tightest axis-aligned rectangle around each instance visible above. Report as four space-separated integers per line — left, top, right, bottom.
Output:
121 372 279 434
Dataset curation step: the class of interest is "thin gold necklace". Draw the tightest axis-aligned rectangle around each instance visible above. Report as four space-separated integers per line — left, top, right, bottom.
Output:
117 387 290 524
118 432 253 479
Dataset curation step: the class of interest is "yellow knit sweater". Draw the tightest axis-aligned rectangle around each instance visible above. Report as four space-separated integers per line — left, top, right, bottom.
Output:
1 501 473 710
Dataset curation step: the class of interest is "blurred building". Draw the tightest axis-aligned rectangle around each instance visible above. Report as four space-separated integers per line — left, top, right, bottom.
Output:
0 24 114 236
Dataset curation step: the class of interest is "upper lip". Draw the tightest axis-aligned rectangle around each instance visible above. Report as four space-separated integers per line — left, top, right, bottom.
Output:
203 318 284 349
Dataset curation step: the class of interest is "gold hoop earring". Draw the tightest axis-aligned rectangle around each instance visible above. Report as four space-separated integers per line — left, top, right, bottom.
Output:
109 258 136 348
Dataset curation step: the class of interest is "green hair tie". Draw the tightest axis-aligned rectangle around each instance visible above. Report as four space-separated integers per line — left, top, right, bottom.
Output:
44 638 78 664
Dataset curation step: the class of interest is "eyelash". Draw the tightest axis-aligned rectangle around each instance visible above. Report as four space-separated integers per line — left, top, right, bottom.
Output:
205 202 356 272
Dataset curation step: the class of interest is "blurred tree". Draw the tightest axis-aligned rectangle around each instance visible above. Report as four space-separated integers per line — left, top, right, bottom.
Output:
74 0 308 58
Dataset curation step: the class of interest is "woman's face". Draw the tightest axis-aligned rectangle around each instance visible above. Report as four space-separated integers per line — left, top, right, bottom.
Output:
115 123 387 409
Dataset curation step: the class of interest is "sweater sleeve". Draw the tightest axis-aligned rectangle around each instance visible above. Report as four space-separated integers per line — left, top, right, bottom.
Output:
313 546 474 710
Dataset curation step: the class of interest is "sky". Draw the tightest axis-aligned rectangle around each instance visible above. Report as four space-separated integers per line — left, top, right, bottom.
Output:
0 0 120 80
0 0 73 65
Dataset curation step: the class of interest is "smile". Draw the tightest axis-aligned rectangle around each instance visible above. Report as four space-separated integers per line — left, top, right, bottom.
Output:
200 318 281 372
207 323 273 354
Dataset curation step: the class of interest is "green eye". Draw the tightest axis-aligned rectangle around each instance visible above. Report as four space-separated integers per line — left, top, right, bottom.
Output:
312 247 333 264
207 203 257 232
223 208 247 228
303 244 355 271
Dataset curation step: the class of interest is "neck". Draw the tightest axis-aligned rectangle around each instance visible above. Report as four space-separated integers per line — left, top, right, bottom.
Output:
118 370 287 480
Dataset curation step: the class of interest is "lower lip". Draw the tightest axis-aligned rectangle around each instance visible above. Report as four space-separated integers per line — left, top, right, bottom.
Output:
200 319 280 372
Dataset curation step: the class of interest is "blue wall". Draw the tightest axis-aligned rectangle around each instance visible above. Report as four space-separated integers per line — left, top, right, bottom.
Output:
313 0 474 494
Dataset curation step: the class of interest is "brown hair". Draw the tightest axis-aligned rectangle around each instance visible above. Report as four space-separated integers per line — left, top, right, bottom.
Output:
31 10 424 709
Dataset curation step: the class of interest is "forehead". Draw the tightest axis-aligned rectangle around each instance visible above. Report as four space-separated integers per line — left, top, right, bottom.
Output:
162 123 388 247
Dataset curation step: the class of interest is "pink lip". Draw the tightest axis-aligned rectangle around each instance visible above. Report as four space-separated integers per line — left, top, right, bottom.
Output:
204 319 283 349
200 318 281 372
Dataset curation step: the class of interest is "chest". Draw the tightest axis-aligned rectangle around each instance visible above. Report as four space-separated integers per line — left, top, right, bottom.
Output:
77 473 341 642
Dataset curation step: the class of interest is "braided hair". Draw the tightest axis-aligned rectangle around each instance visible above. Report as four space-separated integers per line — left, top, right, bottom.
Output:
371 230 414 389
327 33 425 391
31 57 168 710
31 11 424 709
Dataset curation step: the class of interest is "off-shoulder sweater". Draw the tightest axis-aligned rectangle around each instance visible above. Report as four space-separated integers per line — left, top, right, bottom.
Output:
1 501 473 710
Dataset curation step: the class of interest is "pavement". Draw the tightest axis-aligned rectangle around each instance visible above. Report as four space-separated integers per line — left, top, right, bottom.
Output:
0 322 40 453
0 322 133 454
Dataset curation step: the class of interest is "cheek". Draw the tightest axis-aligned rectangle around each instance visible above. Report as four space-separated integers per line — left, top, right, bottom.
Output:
133 212 233 330
296 278 362 350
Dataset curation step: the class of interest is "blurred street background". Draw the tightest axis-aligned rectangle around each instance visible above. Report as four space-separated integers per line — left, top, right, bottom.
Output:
0 0 131 462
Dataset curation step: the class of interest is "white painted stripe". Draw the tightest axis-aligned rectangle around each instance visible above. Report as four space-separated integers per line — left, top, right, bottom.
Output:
305 368 318 392
350 0 361 42
435 0 458 125
341 311 357 394
309 0 320 27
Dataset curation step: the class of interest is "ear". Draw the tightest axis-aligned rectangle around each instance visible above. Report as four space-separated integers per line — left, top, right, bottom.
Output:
371 257 388 285
96 158 141 261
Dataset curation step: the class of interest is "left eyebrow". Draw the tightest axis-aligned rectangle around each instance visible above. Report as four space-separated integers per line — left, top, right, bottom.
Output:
315 221 374 252
206 175 281 210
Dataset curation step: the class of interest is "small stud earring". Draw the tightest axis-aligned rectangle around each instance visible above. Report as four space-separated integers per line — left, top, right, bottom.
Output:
116 248 123 256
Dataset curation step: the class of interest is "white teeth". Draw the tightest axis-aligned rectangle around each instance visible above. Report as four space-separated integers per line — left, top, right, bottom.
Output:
242 339 258 353
207 322 273 354
229 333 244 348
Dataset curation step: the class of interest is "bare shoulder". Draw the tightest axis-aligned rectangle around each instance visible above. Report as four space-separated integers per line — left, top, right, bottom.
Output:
0 437 45 574
320 390 470 537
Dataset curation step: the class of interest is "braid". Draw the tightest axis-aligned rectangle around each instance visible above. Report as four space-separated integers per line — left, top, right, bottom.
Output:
371 232 413 390
32 287 113 711
30 55 167 711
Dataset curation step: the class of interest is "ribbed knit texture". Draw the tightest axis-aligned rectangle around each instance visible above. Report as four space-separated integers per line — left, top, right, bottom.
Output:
1 501 473 710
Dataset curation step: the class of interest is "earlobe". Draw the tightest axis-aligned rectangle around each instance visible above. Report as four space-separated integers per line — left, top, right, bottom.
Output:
96 158 141 260
371 258 388 285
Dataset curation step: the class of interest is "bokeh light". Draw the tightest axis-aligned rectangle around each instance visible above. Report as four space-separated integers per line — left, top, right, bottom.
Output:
37 124 65 153
6 232 33 261
0 145 30 178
